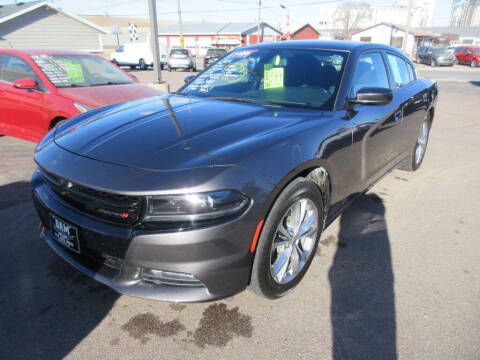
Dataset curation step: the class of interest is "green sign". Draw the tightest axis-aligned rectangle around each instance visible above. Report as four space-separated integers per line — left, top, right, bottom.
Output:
264 64 284 89
64 60 84 83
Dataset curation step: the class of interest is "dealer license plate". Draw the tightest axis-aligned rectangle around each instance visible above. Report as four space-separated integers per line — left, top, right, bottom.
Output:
49 213 80 254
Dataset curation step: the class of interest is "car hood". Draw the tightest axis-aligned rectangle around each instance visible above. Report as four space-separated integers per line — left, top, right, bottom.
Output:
53 94 309 171
56 83 163 108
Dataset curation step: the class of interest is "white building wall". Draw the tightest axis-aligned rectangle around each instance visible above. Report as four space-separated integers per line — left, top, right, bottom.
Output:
351 24 416 57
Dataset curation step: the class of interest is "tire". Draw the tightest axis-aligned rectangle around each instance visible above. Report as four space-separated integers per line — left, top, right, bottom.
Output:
430 59 437 67
398 115 431 172
111 59 118 66
139 58 147 70
471 59 477 68
130 65 136 70
189 66 194 72
249 178 324 299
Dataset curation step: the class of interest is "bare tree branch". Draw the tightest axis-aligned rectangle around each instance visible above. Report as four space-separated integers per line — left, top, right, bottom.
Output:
333 2 373 38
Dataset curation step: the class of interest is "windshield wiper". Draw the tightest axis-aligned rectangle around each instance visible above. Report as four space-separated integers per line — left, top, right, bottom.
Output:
208 96 280 107
89 81 132 87
56 84 88 88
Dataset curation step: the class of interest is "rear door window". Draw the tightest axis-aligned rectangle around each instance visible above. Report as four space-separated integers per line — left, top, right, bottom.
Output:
385 53 411 88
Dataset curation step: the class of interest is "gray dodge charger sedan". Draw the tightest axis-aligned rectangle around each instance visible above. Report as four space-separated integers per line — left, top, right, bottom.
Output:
32 41 438 302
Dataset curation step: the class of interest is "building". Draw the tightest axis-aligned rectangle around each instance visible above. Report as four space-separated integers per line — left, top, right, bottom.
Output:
158 22 283 56
306 0 436 35
412 26 480 45
352 22 480 58
0 1 107 52
450 0 480 27
351 23 440 57
290 24 320 40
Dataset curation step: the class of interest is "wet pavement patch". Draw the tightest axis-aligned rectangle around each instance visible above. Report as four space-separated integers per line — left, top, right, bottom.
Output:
320 235 336 247
193 303 253 347
122 313 186 344
169 303 187 312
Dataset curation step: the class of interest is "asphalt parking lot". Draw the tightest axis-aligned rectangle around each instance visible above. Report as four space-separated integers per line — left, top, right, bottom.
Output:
1 68 479 360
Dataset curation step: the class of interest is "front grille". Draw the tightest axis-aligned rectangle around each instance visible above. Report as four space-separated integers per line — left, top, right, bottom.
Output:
40 169 143 225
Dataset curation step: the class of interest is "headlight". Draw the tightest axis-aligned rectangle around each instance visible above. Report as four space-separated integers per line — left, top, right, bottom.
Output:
73 101 96 113
144 190 249 222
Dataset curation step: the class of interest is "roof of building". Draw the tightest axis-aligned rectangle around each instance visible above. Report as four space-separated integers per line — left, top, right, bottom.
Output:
291 23 321 36
0 1 107 33
158 22 282 35
352 22 480 38
412 26 480 38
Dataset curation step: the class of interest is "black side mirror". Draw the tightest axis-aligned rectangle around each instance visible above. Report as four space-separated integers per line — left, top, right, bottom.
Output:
184 75 195 84
349 87 393 106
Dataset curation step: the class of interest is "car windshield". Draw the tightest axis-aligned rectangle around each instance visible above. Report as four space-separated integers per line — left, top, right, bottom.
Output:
207 49 227 57
31 54 134 88
475 49 480 55
179 47 348 110
432 47 449 54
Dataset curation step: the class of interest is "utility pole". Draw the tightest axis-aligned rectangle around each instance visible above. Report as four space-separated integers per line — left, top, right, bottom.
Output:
257 0 262 44
402 0 413 56
177 0 184 48
147 0 169 91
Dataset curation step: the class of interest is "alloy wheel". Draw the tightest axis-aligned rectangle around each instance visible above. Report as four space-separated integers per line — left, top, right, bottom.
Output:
415 119 429 165
269 198 318 284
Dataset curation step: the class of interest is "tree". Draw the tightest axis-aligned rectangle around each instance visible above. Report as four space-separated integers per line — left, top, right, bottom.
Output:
333 2 372 38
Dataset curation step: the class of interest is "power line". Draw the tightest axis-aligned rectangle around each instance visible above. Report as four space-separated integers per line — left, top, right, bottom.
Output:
77 0 345 17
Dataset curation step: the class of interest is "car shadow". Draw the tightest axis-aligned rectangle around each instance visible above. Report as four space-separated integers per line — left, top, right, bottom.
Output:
469 81 480 87
329 193 397 360
0 181 119 360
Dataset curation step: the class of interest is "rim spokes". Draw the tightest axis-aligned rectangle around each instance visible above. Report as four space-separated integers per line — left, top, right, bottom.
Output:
270 198 319 284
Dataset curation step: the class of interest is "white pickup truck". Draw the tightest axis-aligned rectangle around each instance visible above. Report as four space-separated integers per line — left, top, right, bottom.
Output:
110 42 168 70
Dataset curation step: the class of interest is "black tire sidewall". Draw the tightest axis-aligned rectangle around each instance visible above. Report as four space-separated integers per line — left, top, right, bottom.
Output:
251 179 323 299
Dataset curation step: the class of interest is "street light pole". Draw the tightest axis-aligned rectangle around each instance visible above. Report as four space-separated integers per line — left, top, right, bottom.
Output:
402 0 413 56
147 0 169 91
177 0 184 48
257 0 262 44
280 4 290 40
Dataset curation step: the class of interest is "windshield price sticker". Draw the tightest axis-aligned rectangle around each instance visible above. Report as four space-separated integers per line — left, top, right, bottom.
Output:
222 62 247 83
64 60 85 83
32 55 85 85
32 55 70 85
264 65 284 89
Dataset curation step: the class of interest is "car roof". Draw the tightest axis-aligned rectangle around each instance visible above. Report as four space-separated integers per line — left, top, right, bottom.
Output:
242 40 401 53
0 48 95 56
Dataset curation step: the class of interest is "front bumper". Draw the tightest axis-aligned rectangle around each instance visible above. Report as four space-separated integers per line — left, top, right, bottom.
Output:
31 169 261 302
435 58 456 66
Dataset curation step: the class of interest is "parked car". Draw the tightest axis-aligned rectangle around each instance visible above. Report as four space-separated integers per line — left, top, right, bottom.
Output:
32 41 437 302
110 42 167 70
416 46 456 66
167 48 196 72
447 46 460 54
454 46 480 67
197 48 228 71
0 49 163 143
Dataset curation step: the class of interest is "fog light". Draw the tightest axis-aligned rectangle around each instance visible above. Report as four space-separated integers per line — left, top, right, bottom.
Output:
141 268 203 287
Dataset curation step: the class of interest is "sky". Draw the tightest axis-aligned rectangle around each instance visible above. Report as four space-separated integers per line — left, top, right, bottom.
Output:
0 0 454 27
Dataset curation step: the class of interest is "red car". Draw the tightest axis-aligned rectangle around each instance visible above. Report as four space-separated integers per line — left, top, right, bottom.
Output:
0 49 163 142
454 46 480 67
